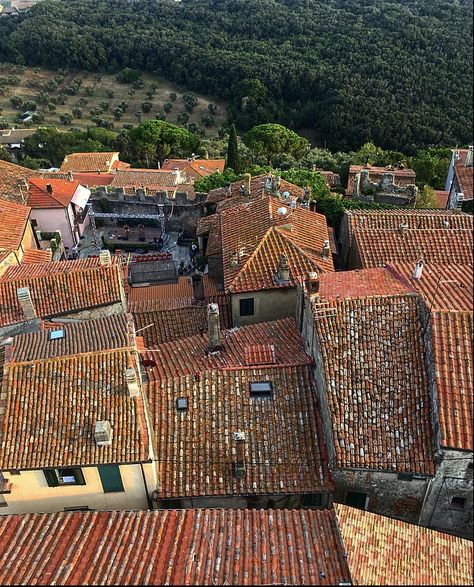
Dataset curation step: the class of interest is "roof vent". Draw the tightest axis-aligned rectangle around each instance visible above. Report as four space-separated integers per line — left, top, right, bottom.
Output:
94 420 113 446
99 250 112 266
16 287 37 321
232 431 246 479
277 206 288 216
399 222 409 233
322 240 331 259
125 367 140 397
412 260 423 280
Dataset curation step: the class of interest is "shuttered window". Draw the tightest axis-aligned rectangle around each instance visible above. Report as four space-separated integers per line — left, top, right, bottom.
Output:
98 465 125 493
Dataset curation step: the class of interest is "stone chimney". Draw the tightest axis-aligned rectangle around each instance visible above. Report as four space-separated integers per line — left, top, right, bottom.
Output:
306 271 320 297
207 303 221 351
243 173 251 196
322 240 331 260
275 253 290 284
465 146 473 167
125 367 140 397
46 183 53 194
99 250 112 266
17 287 37 320
229 251 240 268
67 171 73 182
94 420 113 446
272 175 281 194
192 272 205 302
232 431 246 479
412 260 424 280
398 222 409 234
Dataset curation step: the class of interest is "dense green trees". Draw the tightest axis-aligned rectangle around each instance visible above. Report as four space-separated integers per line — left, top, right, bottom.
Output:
225 124 240 173
0 0 470 152
244 124 309 165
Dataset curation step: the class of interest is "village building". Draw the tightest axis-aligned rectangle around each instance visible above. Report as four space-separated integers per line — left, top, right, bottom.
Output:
338 209 473 270
445 146 473 210
0 314 157 513
0 128 37 159
0 160 37 204
26 178 91 250
350 167 417 207
161 157 225 183
346 163 416 197
0 254 127 338
59 152 130 174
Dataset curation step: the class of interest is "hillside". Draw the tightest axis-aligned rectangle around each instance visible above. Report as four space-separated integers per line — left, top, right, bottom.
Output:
0 64 227 136
0 0 472 152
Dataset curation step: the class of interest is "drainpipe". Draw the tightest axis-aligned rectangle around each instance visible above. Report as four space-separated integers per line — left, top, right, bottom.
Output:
418 476 433 526
140 461 152 510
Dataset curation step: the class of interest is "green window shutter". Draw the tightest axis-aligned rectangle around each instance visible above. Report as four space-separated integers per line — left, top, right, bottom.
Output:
98 465 124 493
44 469 59 487
73 468 86 486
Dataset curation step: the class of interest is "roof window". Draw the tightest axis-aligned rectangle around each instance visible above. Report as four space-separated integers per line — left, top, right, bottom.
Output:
176 397 188 411
48 329 65 341
249 381 273 398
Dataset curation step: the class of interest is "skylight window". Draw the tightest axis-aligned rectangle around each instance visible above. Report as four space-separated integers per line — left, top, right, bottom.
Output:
249 381 273 398
176 397 188 411
48 329 65 341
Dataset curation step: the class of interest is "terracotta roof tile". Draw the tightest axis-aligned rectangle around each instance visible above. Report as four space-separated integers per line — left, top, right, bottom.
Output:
0 508 352 585
5 314 131 363
453 151 473 199
387 263 473 311
0 160 36 203
221 196 333 293
347 209 473 231
434 190 449 208
59 152 129 173
196 213 218 236
0 262 123 327
206 174 304 205
148 364 332 498
1 256 114 280
313 294 436 474
0 349 150 469
27 178 80 208
20 249 52 264
142 317 310 381
431 310 473 451
71 172 114 187
162 158 225 182
110 168 178 189
335 504 473 586
0 199 31 251
128 275 221 304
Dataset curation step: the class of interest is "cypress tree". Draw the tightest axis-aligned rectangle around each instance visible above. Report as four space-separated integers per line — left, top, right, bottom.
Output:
225 124 240 173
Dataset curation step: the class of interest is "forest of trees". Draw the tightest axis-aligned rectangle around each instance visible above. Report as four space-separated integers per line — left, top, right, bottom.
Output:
0 0 471 153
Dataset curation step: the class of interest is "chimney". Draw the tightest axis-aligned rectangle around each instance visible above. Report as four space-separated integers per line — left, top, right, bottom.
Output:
99 250 112 266
272 175 281 194
229 251 239 268
233 431 246 479
67 171 73 181
243 173 251 196
94 420 113 446
191 271 205 302
306 271 320 297
207 303 221 351
398 222 409 234
125 367 140 397
322 240 331 260
275 253 290 284
465 146 473 167
17 287 37 320
46 183 53 194
412 260 424 279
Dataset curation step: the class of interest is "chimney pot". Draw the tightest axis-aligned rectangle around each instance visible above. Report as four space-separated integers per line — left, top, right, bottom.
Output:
125 367 140 397
46 183 53 194
207 303 221 351
243 173 251 196
412 260 424 279
94 420 113 446
306 271 320 296
16 287 37 320
399 222 409 234
322 240 331 259
275 253 290 284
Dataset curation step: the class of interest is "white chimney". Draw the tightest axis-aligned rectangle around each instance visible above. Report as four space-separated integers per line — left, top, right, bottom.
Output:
207 303 221 350
306 271 320 297
17 287 37 320
125 367 140 397
99 250 112 266
233 431 246 479
322 240 331 259
399 222 409 234
94 420 113 446
412 260 424 279
465 146 473 167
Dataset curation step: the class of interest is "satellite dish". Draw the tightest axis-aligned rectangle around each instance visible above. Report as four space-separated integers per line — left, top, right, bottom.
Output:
277 206 288 216
282 191 290 199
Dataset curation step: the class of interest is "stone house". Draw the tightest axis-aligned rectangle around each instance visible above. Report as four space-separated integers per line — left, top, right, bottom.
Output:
59 151 130 174
0 314 158 514
351 168 417 207
346 163 416 197
445 146 473 210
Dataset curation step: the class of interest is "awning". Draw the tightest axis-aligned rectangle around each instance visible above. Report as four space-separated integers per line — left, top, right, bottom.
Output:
71 184 91 209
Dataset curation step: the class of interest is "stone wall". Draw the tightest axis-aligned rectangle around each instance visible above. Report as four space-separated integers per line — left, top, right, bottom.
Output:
353 170 417 207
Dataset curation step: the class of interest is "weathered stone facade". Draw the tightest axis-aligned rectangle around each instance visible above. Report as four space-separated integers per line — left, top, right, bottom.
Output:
353 169 417 207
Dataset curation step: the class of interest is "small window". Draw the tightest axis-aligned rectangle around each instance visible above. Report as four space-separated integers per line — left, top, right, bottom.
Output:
301 493 322 507
345 491 368 510
176 397 188 411
44 468 86 487
239 298 254 317
31 219 38 228
7 470 21 476
49 329 65 341
98 465 124 493
450 497 466 511
161 498 183 509
64 506 91 512
249 381 273 397
397 472 414 481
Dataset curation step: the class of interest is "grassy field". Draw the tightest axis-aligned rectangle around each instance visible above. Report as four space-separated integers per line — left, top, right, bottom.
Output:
0 64 228 136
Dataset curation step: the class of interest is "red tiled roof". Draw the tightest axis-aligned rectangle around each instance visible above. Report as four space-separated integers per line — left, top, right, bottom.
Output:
313 294 436 475
148 364 332 498
0 508 352 585
142 317 310 381
5 314 131 363
431 310 473 451
387 263 473 311
196 213 218 236
453 150 473 199
59 152 129 173
335 504 473 586
349 164 416 177
128 275 221 304
347 209 473 231
0 348 150 469
72 172 114 187
434 190 449 208
27 178 80 208
315 267 414 300
0 160 36 204
110 168 178 189
0 199 31 251
162 158 225 182
20 249 52 264
206 174 305 205
1 256 113 280
221 197 333 293
0 262 123 327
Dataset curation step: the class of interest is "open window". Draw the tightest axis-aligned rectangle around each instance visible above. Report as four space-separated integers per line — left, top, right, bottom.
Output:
44 468 86 487
239 297 255 317
345 490 368 510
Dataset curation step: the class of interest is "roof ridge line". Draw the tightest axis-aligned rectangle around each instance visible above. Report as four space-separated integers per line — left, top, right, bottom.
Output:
5 345 134 368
